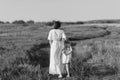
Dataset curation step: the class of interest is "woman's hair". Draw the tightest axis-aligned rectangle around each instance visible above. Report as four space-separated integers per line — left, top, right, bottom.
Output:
53 21 61 29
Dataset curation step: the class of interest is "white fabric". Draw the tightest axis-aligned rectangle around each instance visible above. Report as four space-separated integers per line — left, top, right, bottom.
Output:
48 29 66 41
62 54 72 64
48 29 66 74
62 46 72 64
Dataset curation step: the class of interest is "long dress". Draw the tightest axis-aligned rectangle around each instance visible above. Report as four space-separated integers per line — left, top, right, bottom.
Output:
48 29 66 75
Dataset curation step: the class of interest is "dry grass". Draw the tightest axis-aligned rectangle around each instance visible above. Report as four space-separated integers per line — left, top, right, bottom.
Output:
71 39 120 80
0 23 120 80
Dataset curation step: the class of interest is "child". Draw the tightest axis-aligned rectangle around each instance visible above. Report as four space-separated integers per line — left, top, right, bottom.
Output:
62 40 72 77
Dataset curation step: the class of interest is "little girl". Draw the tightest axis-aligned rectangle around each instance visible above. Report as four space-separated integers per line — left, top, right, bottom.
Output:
62 40 72 77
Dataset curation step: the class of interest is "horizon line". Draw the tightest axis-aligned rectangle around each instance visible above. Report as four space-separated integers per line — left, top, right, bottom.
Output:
0 18 120 23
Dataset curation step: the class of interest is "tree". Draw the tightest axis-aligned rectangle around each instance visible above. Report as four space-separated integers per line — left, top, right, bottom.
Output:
45 21 53 26
6 21 10 24
27 20 35 24
12 20 26 24
0 21 4 24
76 21 84 24
12 20 28 26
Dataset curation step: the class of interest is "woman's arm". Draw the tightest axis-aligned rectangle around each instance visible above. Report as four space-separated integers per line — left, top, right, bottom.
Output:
48 30 53 46
49 40 53 47
62 30 67 40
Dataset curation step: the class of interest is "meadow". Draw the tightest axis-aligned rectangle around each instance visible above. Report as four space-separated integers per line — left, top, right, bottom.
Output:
0 22 120 80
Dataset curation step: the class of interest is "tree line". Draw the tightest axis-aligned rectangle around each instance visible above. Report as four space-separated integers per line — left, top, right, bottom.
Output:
0 19 120 25
0 20 35 24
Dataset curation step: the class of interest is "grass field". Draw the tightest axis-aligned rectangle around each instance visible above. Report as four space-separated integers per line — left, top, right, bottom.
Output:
0 22 120 80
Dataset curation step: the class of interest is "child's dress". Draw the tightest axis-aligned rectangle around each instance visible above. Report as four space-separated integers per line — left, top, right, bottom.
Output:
62 46 72 64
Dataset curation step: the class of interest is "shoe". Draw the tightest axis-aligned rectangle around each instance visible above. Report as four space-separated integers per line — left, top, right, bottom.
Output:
58 75 62 78
67 75 70 78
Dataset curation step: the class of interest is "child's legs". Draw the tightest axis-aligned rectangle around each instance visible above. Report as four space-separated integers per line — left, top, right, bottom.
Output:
65 63 70 76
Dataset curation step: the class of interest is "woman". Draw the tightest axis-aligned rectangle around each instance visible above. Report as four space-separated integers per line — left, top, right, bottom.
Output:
48 21 66 78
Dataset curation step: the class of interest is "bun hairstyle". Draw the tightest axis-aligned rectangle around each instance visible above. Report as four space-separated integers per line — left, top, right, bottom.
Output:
53 21 61 29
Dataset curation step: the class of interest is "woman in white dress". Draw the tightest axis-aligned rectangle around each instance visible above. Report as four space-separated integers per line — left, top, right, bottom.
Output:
48 21 66 78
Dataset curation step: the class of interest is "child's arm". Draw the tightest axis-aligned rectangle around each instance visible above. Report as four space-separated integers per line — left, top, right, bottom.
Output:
66 46 72 55
62 48 66 54
69 46 72 52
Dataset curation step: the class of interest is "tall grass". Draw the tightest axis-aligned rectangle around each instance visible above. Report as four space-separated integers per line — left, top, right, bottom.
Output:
1 23 120 79
0 42 50 80
1 39 120 80
71 40 120 80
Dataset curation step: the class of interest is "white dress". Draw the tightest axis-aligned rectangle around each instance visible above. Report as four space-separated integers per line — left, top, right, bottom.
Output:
62 46 72 64
48 29 66 74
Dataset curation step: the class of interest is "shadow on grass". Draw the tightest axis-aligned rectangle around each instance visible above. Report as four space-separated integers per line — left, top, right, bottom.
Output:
68 30 111 41
26 40 77 68
26 43 50 68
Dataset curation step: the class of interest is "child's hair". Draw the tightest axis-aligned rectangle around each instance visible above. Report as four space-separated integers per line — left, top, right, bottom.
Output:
63 39 72 55
65 39 71 44
64 39 71 48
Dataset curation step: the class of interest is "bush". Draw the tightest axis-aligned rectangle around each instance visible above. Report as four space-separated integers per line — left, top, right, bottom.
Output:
12 20 25 24
76 21 84 24
45 21 54 26
0 21 4 24
6 21 10 24
27 20 35 24
12 20 28 26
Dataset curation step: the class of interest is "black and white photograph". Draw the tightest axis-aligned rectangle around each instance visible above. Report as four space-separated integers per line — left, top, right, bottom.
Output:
0 0 120 80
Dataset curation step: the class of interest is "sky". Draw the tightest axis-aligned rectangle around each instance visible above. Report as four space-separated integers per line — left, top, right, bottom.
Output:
0 0 120 22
